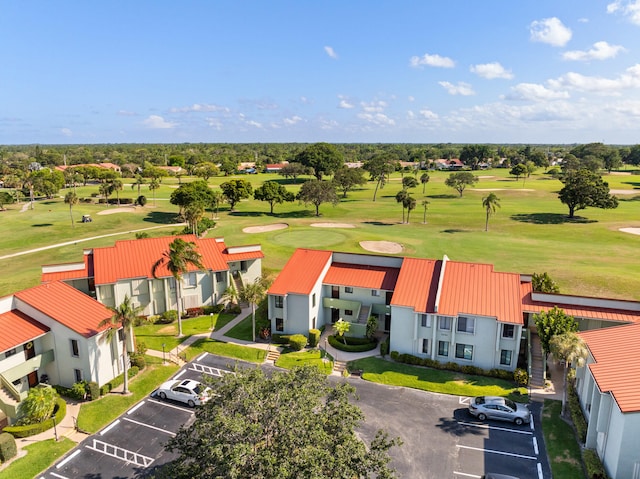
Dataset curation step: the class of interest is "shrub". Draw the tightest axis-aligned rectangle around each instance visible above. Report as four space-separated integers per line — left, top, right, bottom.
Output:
69 381 87 400
288 334 308 351
0 432 17 462
583 448 609 479
568 385 588 444
461 365 483 376
99 366 140 395
87 382 100 401
136 341 148 355
135 231 149 239
514 368 528 387
4 398 66 438
390 351 399 360
380 336 390 357
186 307 205 318
271 334 290 345
328 334 377 352
203 304 225 314
445 362 461 372
308 329 321 348
366 316 378 339
155 310 178 324
17 385 59 423
226 304 242 315
136 195 147 206
130 354 146 370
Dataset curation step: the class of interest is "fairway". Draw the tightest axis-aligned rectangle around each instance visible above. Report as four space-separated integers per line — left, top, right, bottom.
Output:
272 229 348 248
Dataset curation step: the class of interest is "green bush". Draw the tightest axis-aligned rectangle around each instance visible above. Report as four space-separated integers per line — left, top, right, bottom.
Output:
328 334 377 352
136 195 147 206
87 382 100 401
130 354 146 370
461 365 483 376
203 304 225 314
4 398 66 438
380 336 390 357
226 304 242 315
583 448 609 479
271 334 290 345
390 350 399 360
288 334 308 351
514 368 528 386
99 366 140 395
308 329 321 348
568 385 588 443
155 310 178 324
70 381 87 400
0 432 17 462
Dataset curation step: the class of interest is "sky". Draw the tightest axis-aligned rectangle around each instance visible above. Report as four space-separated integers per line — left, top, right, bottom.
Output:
2 1 640 145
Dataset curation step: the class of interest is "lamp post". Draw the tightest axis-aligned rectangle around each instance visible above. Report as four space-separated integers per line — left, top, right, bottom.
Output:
162 343 166 365
210 312 214 331
52 415 58 441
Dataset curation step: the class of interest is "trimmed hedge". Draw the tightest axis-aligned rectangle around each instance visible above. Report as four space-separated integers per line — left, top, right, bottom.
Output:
271 334 291 345
568 385 588 444
328 334 377 352
308 329 321 348
0 432 17 462
380 336 390 357
288 334 307 351
583 448 609 479
3 398 67 438
99 366 140 396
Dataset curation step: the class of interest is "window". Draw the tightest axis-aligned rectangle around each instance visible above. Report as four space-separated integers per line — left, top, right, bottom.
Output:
4 348 16 358
502 324 515 339
500 349 512 366
74 369 83 382
422 339 430 355
420 315 431 328
275 318 284 332
345 286 353 294
71 339 79 357
312 293 316 307
345 309 353 316
371 290 380 297
274 296 284 308
455 343 473 361
215 271 224 282
438 316 451 331
457 316 475 334
185 272 197 288
438 341 449 357
118 329 125 342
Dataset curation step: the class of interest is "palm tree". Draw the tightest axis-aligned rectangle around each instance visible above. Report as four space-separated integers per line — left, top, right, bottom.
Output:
210 190 222 219
184 202 205 236
99 182 114 204
221 282 240 307
422 199 429 224
333 318 350 345
148 178 160 207
239 277 269 342
99 295 144 395
482 192 500 232
420 172 430 194
110 178 123 206
131 174 146 196
64 191 78 228
151 238 205 337
550 332 588 418
395 189 408 223
404 195 416 223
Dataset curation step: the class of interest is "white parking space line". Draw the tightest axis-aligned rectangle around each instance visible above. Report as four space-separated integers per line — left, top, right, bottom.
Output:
458 421 533 435
533 436 539 455
148 397 196 413
459 396 471 405
174 370 186 380
127 401 145 415
49 472 71 479
190 363 227 377
196 352 208 362
86 439 154 467
453 472 482 478
530 415 535 431
100 419 120 436
456 444 537 460
537 462 543 479
123 417 176 436
56 449 81 469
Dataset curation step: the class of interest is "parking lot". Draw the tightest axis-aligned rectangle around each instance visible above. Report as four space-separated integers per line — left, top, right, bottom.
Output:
42 355 549 479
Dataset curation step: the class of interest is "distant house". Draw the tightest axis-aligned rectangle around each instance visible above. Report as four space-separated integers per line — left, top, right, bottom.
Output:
264 162 288 173
576 324 640 479
55 163 121 174
157 165 183 175
0 282 122 427
434 158 464 170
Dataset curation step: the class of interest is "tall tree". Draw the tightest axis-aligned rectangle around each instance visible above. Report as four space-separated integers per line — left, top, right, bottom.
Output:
510 163 527 182
332 167 367 198
295 142 344 180
183 202 205 236
193 162 219 181
481 192 500 232
64 191 78 228
148 178 160 207
220 179 253 211
395 189 408 223
558 168 618 218
421 199 429 224
151 238 205 337
550 332 588 417
401 176 418 190
459 144 492 170
99 295 144 395
533 306 578 356
99 182 114 204
170 180 214 214
296 180 339 216
110 178 123 206
420 172 430 194
162 366 401 479
278 162 310 183
404 195 417 223
253 181 295 214
532 272 560 293
363 154 397 201
131 174 146 196
445 172 478 197
239 277 270 342
210 190 223 219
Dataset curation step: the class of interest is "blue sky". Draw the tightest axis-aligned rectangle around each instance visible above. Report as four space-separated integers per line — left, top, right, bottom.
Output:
2 1 640 145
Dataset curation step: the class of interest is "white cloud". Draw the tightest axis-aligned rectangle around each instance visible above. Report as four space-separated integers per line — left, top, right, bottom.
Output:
205 117 223 130
418 108 439 120
246 120 263 128
357 112 395 126
438 81 475 96
578 17 589 23
319 119 339 130
324 46 338 59
283 115 303 125
360 100 387 113
410 53 455 68
408 96 415 102
506 83 570 101
142 115 176 129
529 17 572 47
170 103 229 113
563 41 625 61
607 1 640 25
61 128 72 137
338 95 355 109
547 64 640 94
470 62 514 79
299 96 312 104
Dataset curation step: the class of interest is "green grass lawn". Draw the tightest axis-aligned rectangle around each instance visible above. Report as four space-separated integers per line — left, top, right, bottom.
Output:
350 357 527 400
275 349 334 374
224 314 254 341
183 338 266 363
77 360 178 433
541 400 584 479
134 313 236 351
0 438 75 479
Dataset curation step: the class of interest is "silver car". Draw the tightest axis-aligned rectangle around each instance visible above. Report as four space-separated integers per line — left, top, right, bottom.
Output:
468 396 531 425
156 379 211 407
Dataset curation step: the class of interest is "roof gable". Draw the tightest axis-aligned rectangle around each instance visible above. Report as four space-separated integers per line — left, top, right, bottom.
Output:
269 249 332 295
391 257 440 313
323 262 400 291
0 310 50 353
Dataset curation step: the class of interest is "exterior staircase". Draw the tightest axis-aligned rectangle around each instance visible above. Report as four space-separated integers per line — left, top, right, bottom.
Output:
266 349 280 363
530 332 546 388
333 360 348 375
358 305 371 324
232 272 247 307
0 384 19 419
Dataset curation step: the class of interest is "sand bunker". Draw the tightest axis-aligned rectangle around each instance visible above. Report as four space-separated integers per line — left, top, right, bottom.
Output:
311 222 356 228
243 223 288 233
610 189 639 195
610 172 632 175
359 241 403 254
620 228 640 236
97 206 139 215
477 175 495 179
471 188 534 192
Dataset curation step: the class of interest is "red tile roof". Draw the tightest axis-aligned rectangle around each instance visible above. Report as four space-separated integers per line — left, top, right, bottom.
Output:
41 254 93 283
0 310 50 353
14 281 112 338
521 283 640 323
93 235 229 285
581 324 640 413
438 261 523 324
391 258 440 313
323 262 400 291
268 249 332 295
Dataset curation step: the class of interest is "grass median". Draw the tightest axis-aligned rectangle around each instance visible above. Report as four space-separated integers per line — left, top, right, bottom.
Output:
183 338 266 364
275 349 334 374
541 399 584 479
0 438 75 479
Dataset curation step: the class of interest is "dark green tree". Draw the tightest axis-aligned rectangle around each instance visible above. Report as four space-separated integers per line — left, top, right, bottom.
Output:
192 162 219 181
558 168 618 218
533 306 578 355
459 144 492 170
481 192 500 232
162 366 401 479
295 142 344 180
296 180 339 216
220 178 253 211
253 181 295 214
510 163 527 181
420 172 430 194
0 191 15 209
532 272 560 293
395 189 408 223
332 167 367 198
170 180 214 214
403 194 416 223
278 162 311 183
64 191 79 228
401 176 418 190
445 172 478 197
363 154 397 201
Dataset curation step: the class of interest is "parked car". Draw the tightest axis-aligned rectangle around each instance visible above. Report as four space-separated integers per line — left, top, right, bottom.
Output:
156 379 211 407
482 474 520 479
468 396 531 425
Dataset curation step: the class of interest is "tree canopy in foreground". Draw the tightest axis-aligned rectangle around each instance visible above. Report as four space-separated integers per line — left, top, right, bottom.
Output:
161 365 402 479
